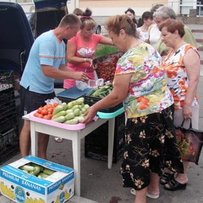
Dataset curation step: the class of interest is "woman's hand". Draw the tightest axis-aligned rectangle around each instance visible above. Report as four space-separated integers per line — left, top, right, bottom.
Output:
83 106 97 124
73 71 88 82
84 58 93 67
183 104 192 119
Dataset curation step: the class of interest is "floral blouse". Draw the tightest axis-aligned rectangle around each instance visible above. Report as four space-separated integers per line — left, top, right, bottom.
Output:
115 42 174 118
162 44 199 110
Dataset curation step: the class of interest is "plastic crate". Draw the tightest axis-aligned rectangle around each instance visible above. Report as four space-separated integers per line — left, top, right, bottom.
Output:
0 88 15 104
0 127 19 164
85 113 125 163
84 94 123 113
0 71 14 92
0 114 18 134
93 51 123 82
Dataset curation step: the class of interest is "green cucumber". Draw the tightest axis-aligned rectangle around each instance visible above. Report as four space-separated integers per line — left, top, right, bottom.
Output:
52 116 66 123
52 110 67 119
43 168 55 175
65 112 75 120
53 105 64 115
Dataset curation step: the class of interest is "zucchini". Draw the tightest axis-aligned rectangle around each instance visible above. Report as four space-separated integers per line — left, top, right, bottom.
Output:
53 105 64 115
52 110 67 119
52 116 66 123
20 165 35 172
43 168 55 175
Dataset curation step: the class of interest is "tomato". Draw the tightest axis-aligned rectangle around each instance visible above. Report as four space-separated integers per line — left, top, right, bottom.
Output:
34 112 43 118
41 109 48 115
43 114 52 120
37 107 43 114
47 108 53 114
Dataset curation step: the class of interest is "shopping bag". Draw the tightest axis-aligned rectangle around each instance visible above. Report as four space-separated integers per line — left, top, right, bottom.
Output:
175 119 203 164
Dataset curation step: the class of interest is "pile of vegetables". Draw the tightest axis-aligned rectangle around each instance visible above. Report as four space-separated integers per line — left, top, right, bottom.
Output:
52 97 89 124
88 83 113 99
19 163 55 179
34 103 58 120
33 97 89 125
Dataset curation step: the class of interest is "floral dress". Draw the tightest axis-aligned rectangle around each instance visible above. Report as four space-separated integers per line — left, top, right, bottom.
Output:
162 43 199 110
118 42 184 190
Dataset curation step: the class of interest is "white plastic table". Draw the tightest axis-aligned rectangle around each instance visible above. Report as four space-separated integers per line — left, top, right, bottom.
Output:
24 108 124 196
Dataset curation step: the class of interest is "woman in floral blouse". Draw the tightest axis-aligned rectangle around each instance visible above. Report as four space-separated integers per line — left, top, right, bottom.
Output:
83 15 183 203
160 19 200 191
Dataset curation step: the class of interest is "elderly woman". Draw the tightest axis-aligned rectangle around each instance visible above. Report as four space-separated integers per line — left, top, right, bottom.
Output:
150 6 197 56
83 15 183 203
64 8 112 89
160 19 200 191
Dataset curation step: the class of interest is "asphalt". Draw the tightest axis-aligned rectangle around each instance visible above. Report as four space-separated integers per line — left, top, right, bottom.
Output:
0 23 203 203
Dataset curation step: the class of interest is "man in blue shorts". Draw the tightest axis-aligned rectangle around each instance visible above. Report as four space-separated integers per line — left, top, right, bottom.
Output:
20 14 88 158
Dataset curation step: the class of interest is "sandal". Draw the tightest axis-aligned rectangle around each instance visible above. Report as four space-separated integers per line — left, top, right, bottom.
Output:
164 176 187 191
130 188 159 199
160 172 174 185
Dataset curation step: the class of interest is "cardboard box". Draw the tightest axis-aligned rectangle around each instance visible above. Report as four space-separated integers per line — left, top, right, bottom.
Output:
0 156 74 203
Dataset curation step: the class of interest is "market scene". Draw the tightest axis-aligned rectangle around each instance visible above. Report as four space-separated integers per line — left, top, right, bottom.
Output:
0 0 203 203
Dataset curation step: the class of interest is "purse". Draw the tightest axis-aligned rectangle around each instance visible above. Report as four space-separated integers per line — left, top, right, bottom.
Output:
175 119 203 164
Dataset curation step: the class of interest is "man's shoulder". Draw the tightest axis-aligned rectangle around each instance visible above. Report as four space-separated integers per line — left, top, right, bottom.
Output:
37 30 54 41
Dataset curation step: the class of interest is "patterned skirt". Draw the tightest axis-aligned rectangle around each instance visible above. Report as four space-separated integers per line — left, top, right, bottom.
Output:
120 105 184 190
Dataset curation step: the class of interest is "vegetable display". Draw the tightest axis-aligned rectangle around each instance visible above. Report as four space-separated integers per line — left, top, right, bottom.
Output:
19 163 55 179
51 97 89 124
94 51 123 82
33 97 90 125
34 103 58 120
88 84 113 99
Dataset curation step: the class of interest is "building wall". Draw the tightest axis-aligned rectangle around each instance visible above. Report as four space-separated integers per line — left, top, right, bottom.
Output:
77 0 168 16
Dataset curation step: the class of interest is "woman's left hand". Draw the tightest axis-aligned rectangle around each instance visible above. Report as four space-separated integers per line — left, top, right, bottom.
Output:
183 104 192 119
84 58 93 67
83 106 97 124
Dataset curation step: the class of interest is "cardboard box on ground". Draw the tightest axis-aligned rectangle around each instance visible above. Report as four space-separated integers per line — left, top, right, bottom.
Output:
0 156 74 203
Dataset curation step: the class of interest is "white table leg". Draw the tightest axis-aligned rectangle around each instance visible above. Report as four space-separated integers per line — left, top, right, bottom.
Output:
108 118 115 169
30 122 38 156
72 134 81 196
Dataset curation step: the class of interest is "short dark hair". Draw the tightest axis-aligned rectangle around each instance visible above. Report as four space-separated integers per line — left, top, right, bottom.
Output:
124 8 137 24
142 11 153 21
159 19 185 37
59 14 81 27
125 8 135 16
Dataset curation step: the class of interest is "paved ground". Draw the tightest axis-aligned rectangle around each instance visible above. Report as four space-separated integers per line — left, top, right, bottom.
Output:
0 24 203 203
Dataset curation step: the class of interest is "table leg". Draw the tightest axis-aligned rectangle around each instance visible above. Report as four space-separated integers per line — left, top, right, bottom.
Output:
108 118 115 169
30 122 38 156
72 134 81 196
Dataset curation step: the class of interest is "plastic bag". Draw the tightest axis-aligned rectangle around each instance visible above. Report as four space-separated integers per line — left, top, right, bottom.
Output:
175 119 203 164
75 80 89 91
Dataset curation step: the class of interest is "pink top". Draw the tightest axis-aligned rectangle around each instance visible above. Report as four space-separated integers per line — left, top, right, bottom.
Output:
64 32 102 89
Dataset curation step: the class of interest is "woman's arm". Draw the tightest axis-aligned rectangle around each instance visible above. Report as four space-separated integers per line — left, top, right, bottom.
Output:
183 48 200 118
67 41 91 64
99 35 113 45
83 73 132 123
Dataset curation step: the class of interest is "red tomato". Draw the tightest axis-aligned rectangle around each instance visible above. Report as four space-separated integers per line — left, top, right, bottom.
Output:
41 109 48 115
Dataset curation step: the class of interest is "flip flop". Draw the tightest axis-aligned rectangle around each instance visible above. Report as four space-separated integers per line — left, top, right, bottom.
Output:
130 188 159 199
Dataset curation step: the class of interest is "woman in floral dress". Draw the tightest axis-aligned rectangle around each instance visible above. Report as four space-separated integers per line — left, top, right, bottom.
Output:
83 15 183 203
159 19 200 191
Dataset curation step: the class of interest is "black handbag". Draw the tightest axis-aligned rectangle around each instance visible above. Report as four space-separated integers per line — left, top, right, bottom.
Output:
175 119 203 164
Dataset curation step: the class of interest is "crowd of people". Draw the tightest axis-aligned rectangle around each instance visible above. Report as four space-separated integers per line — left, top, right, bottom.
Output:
19 4 200 203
